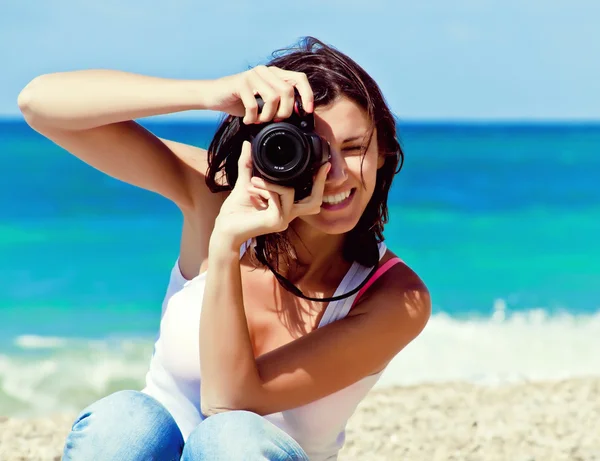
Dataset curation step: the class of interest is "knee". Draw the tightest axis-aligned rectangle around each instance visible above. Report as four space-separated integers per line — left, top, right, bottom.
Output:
183 410 307 460
62 390 183 461
69 390 175 434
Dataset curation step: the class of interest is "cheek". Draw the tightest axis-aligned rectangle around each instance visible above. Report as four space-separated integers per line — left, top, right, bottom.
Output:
348 155 378 192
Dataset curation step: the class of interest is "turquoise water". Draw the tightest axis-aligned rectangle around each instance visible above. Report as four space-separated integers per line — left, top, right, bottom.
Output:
1 119 599 415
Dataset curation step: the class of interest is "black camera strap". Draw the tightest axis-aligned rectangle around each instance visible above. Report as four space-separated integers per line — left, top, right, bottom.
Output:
254 236 380 303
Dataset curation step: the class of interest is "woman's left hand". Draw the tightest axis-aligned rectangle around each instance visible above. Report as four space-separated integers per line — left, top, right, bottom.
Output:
212 141 330 250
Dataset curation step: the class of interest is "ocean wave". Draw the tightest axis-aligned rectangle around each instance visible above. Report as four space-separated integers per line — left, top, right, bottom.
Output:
2 305 599 417
376 301 600 388
14 335 69 350
0 337 152 417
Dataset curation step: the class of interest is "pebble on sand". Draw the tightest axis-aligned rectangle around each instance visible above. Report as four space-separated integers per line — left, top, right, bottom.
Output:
1 378 599 461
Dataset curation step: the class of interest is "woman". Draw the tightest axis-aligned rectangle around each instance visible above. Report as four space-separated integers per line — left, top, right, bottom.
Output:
18 37 431 460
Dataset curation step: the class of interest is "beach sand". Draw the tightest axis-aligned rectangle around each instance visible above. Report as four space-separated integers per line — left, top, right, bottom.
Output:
1 377 599 460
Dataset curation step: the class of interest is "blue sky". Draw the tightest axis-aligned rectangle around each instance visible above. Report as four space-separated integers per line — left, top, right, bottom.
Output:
1 0 599 120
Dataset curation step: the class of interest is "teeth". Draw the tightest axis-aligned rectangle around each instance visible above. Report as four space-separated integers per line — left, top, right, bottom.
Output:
322 190 351 205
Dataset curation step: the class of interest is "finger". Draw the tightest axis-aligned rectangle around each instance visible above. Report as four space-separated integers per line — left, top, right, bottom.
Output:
314 161 332 193
236 141 253 185
250 194 268 210
298 162 330 204
264 189 289 232
246 184 271 201
250 177 293 196
239 81 259 124
279 187 295 218
250 177 295 217
295 162 331 215
249 67 280 123
248 181 289 215
254 66 295 121
246 185 270 209
269 67 314 113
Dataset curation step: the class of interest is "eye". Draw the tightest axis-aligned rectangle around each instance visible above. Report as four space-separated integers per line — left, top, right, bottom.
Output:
342 145 363 153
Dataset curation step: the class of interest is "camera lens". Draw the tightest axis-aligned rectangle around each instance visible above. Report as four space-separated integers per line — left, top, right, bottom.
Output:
264 134 298 168
251 123 311 185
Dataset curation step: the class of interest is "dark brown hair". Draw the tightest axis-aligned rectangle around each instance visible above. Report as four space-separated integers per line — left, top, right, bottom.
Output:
205 37 404 269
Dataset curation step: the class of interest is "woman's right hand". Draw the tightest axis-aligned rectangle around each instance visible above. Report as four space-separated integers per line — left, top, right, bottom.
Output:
205 66 314 125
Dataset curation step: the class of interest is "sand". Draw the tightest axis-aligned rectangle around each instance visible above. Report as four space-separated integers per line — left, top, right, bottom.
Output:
1 377 599 461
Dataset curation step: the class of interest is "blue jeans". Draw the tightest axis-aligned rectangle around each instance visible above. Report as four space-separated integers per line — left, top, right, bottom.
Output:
62 390 309 460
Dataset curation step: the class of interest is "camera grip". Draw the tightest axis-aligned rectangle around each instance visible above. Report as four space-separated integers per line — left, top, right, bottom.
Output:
254 95 265 115
253 90 304 117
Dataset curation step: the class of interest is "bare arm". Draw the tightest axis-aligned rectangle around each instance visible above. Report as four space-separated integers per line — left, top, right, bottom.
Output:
202 241 430 416
17 70 224 278
17 69 215 131
17 66 316 279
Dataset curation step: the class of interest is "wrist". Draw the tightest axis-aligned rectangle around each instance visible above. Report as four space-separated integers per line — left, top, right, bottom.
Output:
209 220 247 255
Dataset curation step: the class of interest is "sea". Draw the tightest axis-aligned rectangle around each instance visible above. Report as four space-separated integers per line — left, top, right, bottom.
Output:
1 118 599 417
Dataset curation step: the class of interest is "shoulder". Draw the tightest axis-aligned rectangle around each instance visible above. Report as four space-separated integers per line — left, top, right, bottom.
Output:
351 249 431 333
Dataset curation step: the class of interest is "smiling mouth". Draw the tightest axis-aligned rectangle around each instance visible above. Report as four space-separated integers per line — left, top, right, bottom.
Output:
321 188 356 209
322 188 354 204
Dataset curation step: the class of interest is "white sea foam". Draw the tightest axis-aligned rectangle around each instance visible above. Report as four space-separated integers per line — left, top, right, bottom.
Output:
376 302 600 388
2 305 600 416
14 335 68 350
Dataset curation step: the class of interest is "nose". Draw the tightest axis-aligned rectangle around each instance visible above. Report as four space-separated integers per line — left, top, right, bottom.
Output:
325 147 348 188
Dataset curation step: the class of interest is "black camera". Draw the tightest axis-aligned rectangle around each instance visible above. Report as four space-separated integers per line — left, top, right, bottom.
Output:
243 94 330 202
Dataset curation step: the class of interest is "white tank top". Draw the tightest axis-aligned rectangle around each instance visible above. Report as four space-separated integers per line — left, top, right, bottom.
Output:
142 241 388 461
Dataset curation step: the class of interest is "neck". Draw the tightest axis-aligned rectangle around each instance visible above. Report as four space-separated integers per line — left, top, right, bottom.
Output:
281 220 348 284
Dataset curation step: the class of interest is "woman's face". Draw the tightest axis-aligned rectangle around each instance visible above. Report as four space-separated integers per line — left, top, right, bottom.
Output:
297 95 383 235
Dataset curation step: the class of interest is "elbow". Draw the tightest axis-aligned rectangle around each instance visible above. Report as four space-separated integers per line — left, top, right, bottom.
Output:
200 390 264 417
200 402 230 418
200 388 235 417
201 401 266 418
200 396 241 417
18 77 41 125
17 85 33 120
200 371 266 417
18 75 53 128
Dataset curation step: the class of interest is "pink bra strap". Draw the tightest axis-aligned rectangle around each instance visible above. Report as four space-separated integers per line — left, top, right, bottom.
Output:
353 257 403 306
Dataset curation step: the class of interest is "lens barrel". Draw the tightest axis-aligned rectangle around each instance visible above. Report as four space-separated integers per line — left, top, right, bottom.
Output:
251 123 311 183
247 94 329 201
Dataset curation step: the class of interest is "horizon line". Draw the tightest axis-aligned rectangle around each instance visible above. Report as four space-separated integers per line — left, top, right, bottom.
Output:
2 114 600 126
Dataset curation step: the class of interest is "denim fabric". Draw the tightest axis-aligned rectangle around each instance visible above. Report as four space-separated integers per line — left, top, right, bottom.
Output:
62 390 309 461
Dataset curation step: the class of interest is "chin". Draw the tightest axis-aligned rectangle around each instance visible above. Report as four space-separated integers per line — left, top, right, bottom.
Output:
299 212 362 236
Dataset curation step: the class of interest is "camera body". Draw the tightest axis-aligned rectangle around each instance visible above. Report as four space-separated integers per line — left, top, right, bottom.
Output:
244 95 330 202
